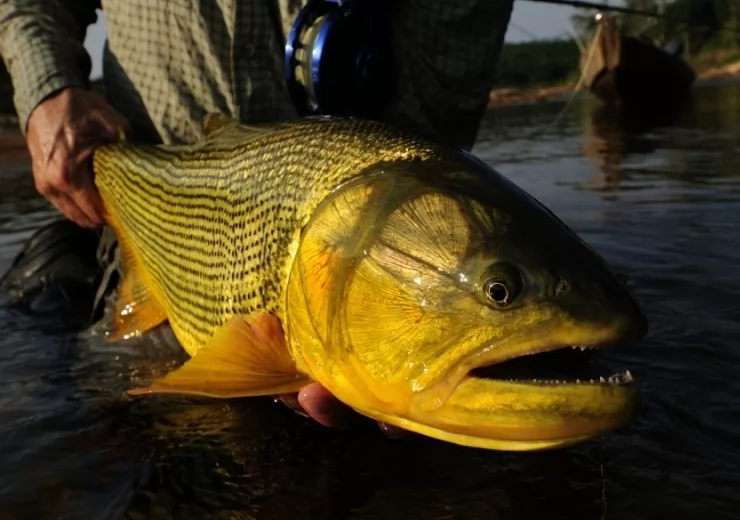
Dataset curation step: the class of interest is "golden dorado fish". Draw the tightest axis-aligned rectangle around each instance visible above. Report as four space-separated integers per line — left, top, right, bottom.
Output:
92 115 648 451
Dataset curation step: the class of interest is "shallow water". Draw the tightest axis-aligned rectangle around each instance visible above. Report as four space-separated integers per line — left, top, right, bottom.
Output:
1 80 739 519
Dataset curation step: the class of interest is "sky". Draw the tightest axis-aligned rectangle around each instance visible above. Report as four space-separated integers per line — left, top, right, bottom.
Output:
83 1 589 79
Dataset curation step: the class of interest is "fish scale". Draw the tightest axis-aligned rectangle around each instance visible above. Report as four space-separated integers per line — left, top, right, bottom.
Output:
93 117 443 356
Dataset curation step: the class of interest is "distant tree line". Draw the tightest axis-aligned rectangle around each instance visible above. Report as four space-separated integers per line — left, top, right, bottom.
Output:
494 39 581 89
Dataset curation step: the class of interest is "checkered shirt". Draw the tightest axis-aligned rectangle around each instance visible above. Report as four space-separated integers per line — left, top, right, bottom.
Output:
0 0 513 150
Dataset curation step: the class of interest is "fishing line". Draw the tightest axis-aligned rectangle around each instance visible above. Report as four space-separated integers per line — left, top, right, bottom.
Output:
520 0 661 18
543 21 601 130
508 21 542 42
496 22 602 142
522 0 740 37
599 442 608 520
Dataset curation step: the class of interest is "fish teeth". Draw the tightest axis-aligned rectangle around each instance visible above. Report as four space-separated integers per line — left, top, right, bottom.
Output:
526 372 634 386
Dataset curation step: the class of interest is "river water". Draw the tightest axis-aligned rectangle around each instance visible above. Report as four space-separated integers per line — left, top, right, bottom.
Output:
0 80 739 519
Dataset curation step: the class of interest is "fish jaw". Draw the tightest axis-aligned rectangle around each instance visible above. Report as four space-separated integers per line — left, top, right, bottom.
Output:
410 373 639 450
362 374 639 451
365 317 643 451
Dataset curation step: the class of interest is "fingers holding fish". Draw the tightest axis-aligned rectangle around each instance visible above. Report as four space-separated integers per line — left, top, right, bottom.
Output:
274 384 412 438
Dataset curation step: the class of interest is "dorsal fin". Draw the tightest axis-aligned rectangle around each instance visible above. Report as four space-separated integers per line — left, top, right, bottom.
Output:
202 113 237 136
201 113 269 138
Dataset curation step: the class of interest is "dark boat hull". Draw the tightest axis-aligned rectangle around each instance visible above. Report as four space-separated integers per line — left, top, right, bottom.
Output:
580 17 696 108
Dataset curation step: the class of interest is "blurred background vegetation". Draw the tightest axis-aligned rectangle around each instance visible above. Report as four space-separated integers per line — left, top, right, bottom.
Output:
495 0 740 90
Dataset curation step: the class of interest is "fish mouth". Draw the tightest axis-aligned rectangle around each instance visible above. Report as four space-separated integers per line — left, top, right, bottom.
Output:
392 320 644 451
468 342 633 387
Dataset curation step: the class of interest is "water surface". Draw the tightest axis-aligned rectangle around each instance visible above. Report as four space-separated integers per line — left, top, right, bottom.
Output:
1 80 739 519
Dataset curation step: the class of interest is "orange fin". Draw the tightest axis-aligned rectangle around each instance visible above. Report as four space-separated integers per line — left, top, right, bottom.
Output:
127 314 310 398
103 211 168 342
106 267 167 341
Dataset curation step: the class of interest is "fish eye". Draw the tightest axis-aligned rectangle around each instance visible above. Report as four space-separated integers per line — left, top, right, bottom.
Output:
482 262 523 307
485 280 511 305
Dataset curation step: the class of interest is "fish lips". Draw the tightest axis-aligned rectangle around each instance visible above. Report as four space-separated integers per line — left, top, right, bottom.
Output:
401 316 645 449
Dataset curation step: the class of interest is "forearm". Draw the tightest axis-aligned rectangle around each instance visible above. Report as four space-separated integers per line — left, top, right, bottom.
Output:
384 0 515 151
0 0 99 132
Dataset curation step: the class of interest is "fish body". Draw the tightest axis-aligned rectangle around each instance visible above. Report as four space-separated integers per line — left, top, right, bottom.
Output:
93 115 648 451
94 116 440 357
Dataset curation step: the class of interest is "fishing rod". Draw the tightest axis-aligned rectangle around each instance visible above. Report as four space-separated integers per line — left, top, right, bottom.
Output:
520 0 662 18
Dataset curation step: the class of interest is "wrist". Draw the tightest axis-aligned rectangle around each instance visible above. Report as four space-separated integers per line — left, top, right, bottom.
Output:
24 83 89 136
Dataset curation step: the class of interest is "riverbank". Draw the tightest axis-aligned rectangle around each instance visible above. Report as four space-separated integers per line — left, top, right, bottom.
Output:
488 52 740 107
488 82 576 107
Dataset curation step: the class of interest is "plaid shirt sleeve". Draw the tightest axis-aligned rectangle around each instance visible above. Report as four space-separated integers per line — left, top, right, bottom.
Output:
383 0 514 151
0 0 100 132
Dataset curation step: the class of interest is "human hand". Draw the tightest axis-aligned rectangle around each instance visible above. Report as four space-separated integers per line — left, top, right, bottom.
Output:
26 87 130 228
275 383 410 438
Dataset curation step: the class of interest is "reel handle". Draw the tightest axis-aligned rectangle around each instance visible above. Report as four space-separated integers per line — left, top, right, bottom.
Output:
284 0 393 119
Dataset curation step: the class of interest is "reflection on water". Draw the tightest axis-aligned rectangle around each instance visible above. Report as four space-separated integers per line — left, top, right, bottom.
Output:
581 89 740 199
1 80 740 519
582 102 685 188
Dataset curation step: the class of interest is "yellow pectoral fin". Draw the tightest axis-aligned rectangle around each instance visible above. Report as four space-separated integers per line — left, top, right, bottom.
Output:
106 265 168 342
128 314 311 398
103 211 168 342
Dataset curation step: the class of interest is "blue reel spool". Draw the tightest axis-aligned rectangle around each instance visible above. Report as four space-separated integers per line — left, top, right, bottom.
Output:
284 0 393 119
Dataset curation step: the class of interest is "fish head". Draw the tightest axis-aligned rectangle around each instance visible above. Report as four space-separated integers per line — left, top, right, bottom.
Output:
286 154 648 451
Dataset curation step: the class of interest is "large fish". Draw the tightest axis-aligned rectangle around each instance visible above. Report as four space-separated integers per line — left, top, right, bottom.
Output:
92 115 648 451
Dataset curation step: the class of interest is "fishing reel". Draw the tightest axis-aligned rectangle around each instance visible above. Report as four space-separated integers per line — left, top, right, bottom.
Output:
284 0 393 119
